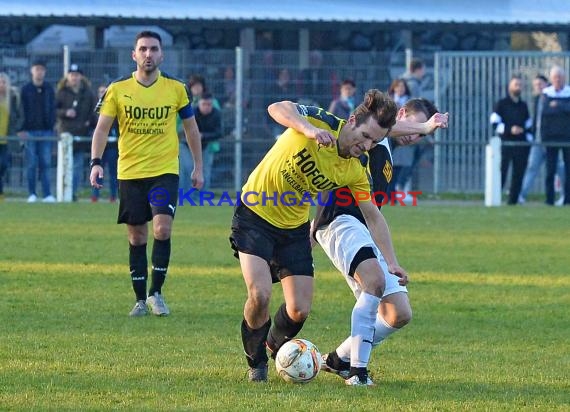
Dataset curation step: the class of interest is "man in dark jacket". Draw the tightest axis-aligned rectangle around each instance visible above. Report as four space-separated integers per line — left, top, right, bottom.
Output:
540 65 570 206
55 64 95 201
18 59 56 202
194 92 222 190
490 75 532 205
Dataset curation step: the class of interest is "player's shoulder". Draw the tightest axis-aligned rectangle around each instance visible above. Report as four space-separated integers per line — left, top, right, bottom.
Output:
160 71 186 86
107 74 133 87
297 103 343 131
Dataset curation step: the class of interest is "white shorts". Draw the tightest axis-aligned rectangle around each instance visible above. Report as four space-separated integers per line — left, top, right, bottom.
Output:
315 214 408 299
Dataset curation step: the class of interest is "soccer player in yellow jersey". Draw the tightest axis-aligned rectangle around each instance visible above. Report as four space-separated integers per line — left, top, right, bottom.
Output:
230 89 448 382
89 31 203 317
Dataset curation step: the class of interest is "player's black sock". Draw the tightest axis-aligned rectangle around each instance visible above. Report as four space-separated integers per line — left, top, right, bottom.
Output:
241 319 271 368
327 351 350 371
149 238 170 296
266 303 305 357
129 243 148 301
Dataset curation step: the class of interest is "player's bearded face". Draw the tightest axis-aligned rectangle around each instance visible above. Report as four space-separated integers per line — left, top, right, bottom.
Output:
133 38 163 73
340 116 388 158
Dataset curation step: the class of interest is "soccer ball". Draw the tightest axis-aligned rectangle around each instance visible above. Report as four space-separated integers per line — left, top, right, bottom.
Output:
275 338 321 383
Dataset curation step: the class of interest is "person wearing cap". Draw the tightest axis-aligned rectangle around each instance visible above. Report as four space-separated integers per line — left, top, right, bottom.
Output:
55 64 96 201
18 59 56 203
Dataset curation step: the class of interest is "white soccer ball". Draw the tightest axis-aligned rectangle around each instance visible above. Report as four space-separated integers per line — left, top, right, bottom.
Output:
275 338 321 383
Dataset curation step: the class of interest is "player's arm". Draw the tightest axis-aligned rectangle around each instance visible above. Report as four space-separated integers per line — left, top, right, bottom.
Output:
309 191 331 248
358 200 407 280
182 115 204 189
390 112 449 138
267 101 335 146
89 114 114 188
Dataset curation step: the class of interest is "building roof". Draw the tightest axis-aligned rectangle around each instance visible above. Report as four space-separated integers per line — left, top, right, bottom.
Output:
2 0 570 27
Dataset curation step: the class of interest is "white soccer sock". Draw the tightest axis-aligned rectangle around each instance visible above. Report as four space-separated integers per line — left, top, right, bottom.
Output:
372 314 399 347
349 292 381 368
335 336 351 362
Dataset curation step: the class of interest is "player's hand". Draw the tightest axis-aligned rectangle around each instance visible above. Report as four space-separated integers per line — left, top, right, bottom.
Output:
424 112 449 134
309 220 318 249
307 125 335 147
387 263 409 286
398 134 423 146
90 165 104 189
191 168 204 190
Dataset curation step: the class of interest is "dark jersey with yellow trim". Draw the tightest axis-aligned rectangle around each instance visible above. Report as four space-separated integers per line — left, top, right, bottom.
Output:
241 104 372 229
315 139 393 228
97 71 193 180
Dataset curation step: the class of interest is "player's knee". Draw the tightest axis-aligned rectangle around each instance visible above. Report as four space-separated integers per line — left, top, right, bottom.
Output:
394 306 412 328
248 288 271 310
153 224 171 240
287 305 310 323
362 276 385 298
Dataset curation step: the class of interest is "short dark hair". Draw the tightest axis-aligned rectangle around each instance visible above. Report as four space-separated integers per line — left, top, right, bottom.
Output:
200 92 213 100
352 89 397 130
188 74 206 88
403 98 438 120
409 58 424 73
535 74 548 83
134 31 162 48
340 78 356 88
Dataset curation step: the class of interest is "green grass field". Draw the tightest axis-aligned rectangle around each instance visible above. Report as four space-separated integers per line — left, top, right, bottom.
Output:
1 202 569 411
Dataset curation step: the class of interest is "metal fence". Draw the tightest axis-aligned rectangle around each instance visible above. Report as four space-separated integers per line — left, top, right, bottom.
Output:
434 51 570 193
2 47 569 197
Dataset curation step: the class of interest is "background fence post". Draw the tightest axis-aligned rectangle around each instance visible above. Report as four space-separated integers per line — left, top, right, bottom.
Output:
57 133 73 202
485 136 502 207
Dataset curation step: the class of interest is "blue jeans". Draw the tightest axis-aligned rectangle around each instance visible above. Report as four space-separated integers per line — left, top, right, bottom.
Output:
519 144 566 201
179 142 217 191
0 144 8 194
24 131 53 197
91 147 118 199
73 151 85 198
179 141 193 192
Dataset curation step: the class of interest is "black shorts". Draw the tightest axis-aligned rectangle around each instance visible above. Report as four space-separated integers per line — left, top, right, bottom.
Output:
229 204 314 282
117 173 179 225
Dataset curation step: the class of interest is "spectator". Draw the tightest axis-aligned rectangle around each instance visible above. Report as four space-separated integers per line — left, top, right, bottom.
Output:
387 78 411 108
298 50 332 106
401 57 425 98
518 74 565 204
0 72 23 199
195 92 222 190
490 75 532 205
328 78 357 120
387 78 414 195
18 59 56 203
187 74 221 110
539 65 570 206
55 64 95 201
91 84 118 203
267 68 297 138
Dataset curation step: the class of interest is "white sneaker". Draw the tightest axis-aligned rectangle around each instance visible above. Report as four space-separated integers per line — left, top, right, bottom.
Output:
129 300 149 317
147 292 170 316
42 195 56 203
345 373 375 386
555 195 565 207
27 194 38 203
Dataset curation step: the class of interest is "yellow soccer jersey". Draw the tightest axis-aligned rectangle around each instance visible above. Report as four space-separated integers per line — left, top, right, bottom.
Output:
97 71 193 179
241 104 372 229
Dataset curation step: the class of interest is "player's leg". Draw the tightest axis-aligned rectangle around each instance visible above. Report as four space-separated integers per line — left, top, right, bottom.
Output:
239 252 273 377
265 221 314 358
266 273 313 356
146 174 178 315
127 223 149 316
230 205 277 381
315 215 381 385
118 178 153 316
